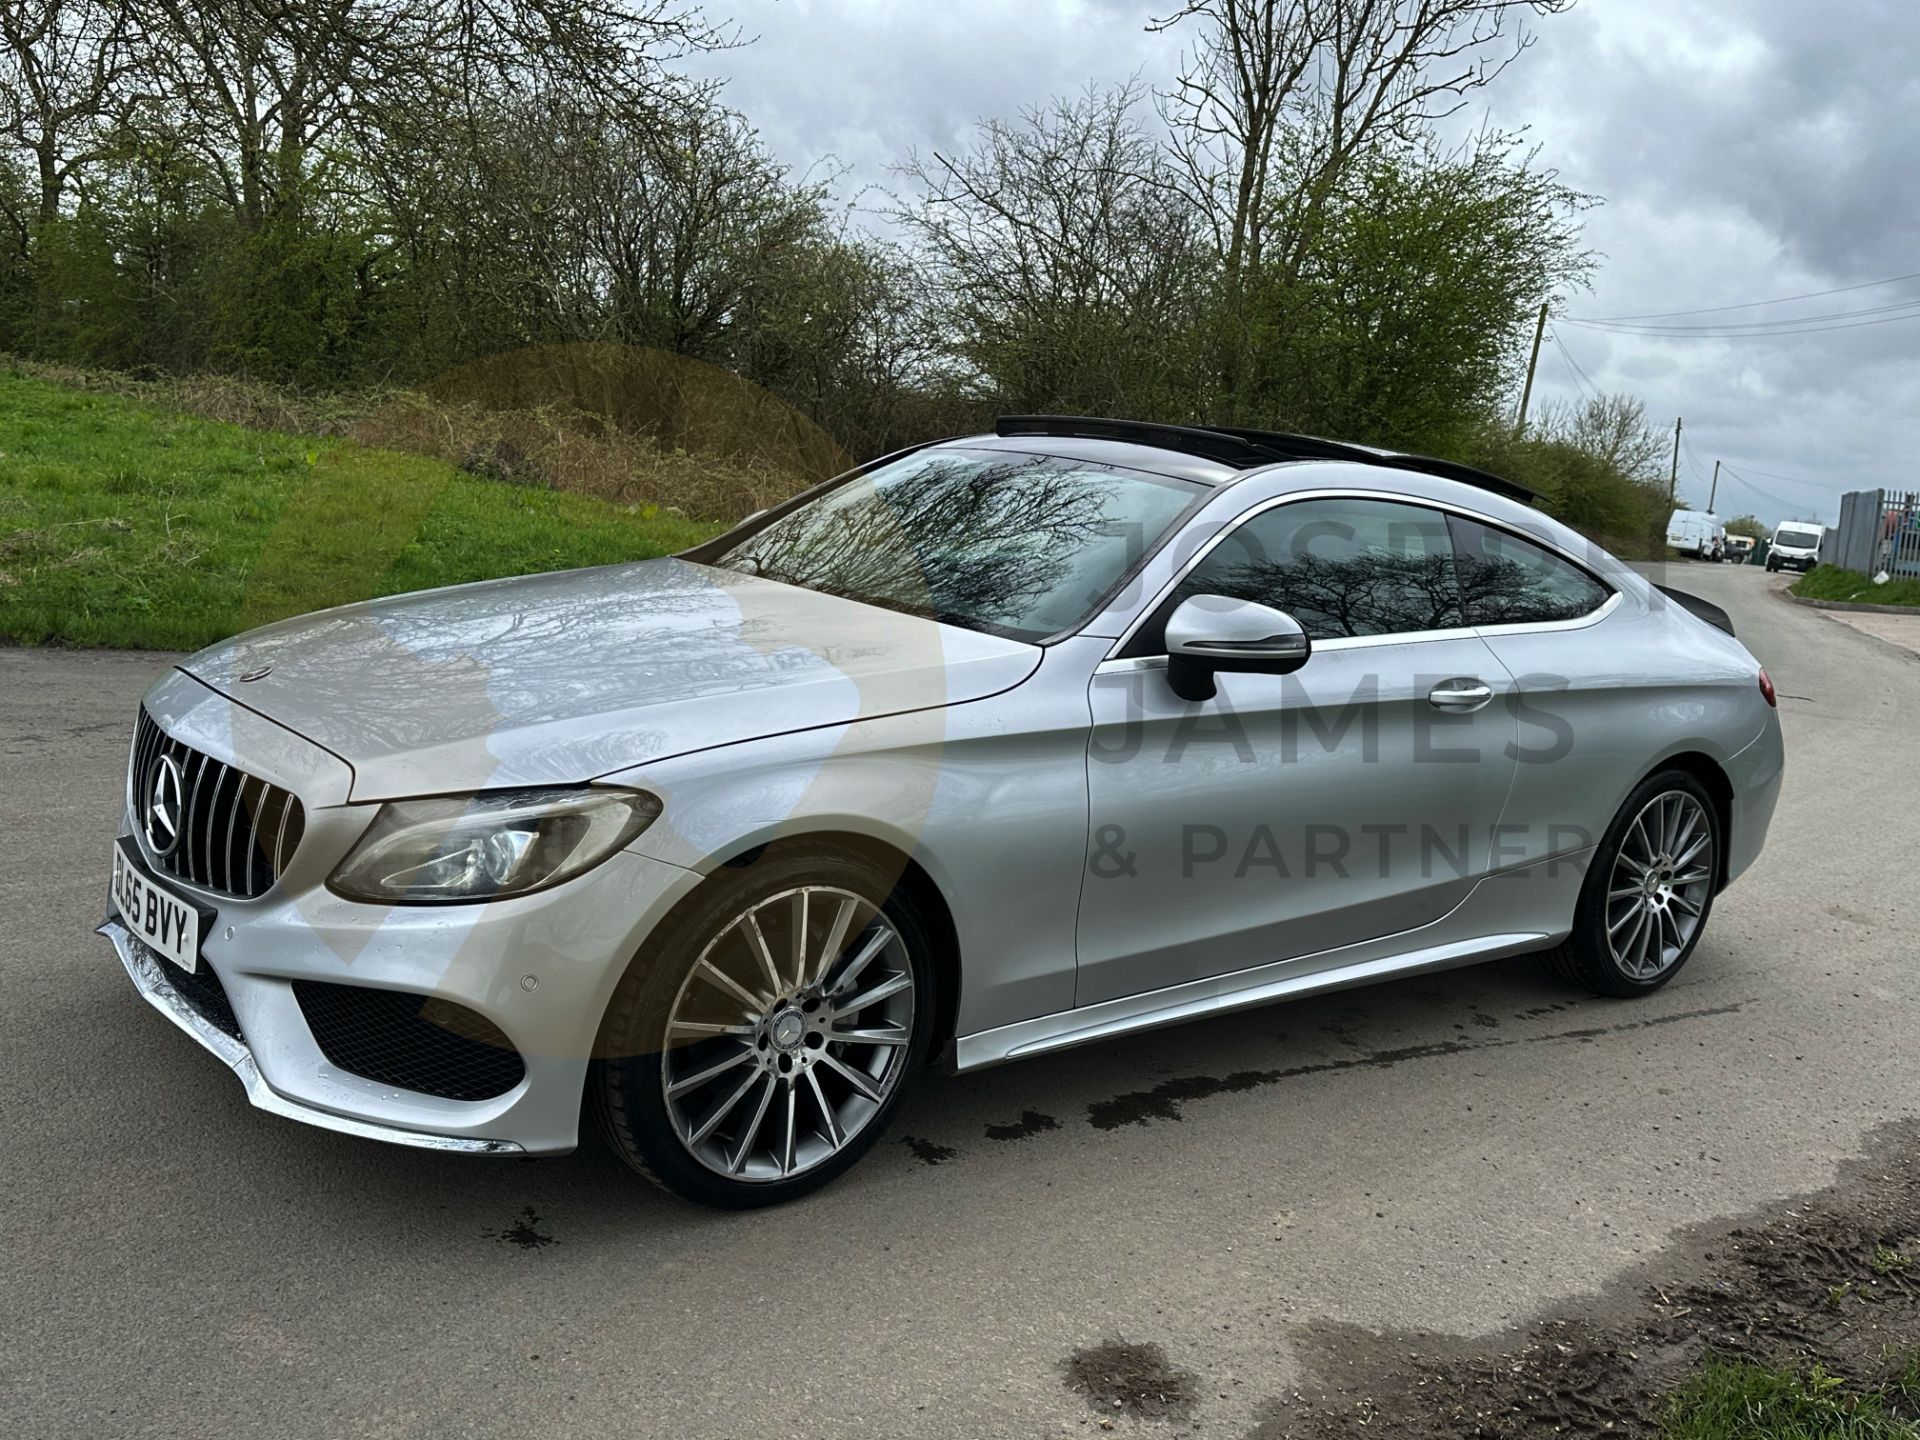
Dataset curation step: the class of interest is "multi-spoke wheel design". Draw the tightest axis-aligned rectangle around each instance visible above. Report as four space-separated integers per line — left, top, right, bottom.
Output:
1604 791 1715 982
662 886 915 1182
1546 770 1721 998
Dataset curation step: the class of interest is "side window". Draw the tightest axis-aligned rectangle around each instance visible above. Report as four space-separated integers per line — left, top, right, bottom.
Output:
1171 496 1462 640
1449 515 1610 626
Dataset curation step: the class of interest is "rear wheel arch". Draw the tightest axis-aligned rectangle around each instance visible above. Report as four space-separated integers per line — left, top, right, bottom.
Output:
1645 751 1733 892
1546 761 1724 996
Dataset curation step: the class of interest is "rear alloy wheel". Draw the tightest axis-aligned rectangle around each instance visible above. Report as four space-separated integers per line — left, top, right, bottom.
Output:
1547 771 1720 997
596 849 933 1207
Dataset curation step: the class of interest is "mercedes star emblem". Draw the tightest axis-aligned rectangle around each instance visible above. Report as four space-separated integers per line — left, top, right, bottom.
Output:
146 754 186 859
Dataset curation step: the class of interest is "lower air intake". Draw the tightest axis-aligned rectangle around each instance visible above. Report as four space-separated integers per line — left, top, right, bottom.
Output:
292 981 526 1101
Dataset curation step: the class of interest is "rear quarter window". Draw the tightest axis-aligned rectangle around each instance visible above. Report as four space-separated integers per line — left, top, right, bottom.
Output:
1449 516 1611 626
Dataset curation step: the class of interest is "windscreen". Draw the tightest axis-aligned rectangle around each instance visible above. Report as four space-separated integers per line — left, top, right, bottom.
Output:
706 448 1202 641
1776 527 1821 549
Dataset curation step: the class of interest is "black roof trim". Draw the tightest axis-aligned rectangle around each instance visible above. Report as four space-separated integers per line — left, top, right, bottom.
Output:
994 414 1536 504
994 415 1260 468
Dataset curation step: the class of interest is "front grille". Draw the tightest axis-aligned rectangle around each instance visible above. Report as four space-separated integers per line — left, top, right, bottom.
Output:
131 708 305 899
135 937 243 1041
292 982 527 1102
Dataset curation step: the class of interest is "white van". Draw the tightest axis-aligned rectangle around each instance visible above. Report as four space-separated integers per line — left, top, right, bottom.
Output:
1765 522 1825 573
1667 508 1726 562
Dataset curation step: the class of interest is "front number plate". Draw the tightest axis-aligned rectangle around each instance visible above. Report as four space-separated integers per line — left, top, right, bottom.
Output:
110 838 204 974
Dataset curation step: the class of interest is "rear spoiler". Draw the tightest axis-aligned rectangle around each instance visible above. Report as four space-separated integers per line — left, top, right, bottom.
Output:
1654 584 1735 636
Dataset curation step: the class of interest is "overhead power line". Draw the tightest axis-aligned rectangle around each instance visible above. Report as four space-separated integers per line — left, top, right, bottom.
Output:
1550 329 1601 401
1578 270 1920 323
1724 474 1808 517
1571 295 1920 333
1680 434 1714 490
1720 463 1827 498
1561 309 1920 340
1717 460 1829 490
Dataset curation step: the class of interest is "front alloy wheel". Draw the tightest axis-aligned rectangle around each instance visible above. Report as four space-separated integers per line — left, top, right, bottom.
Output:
662 886 914 1183
596 848 934 1207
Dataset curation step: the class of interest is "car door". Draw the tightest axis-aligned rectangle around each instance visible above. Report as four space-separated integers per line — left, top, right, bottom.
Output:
1445 510 1629 874
1075 493 1520 1007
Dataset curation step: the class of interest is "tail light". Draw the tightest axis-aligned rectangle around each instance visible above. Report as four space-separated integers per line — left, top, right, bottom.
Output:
1758 668 1777 708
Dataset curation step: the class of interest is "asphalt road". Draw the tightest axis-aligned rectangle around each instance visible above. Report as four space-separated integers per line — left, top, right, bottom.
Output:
6 562 1918 1439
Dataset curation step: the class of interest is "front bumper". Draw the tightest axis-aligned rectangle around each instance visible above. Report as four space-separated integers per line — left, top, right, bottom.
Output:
106 668 717 1156
101 838 706 1155
101 919 524 1154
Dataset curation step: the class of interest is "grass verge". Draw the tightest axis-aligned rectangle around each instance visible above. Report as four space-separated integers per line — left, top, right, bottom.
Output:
1661 1357 1920 1439
1791 565 1920 608
0 371 721 651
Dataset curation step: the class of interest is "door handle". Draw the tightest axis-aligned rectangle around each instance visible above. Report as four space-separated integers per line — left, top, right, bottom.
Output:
1429 680 1494 711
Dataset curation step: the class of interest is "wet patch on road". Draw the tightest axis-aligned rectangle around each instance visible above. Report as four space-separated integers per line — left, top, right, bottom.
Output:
1253 1118 1920 1438
1086 1003 1746 1130
984 1109 1061 1142
899 1135 958 1165
489 1206 557 1250
1061 1339 1199 1421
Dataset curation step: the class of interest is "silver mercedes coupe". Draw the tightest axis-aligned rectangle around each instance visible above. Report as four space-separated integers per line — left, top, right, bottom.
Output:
101 417 1784 1207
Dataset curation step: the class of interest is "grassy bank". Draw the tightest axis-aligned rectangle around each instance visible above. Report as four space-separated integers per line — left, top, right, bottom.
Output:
1662 1357 1919 1438
1792 565 1920 608
0 372 721 650
0 349 836 522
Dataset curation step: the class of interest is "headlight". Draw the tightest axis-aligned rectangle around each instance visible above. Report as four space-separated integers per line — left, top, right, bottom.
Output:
327 787 661 905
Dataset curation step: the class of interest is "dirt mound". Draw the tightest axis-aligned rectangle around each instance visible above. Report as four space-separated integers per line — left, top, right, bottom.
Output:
1266 1120 1920 1438
1063 1339 1202 1421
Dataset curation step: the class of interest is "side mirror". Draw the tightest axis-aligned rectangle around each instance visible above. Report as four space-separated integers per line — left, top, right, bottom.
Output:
1164 594 1311 702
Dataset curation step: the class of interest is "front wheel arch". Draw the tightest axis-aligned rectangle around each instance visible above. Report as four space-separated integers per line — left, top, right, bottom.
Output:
589 832 963 1081
590 842 943 1205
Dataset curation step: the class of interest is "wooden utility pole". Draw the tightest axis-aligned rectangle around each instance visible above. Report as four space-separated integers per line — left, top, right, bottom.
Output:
1515 302 1549 433
1668 416 1682 503
1708 459 1720 512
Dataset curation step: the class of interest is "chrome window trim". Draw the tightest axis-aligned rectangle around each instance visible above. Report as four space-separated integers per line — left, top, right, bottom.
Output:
1469 588 1623 639
1104 486 1617 660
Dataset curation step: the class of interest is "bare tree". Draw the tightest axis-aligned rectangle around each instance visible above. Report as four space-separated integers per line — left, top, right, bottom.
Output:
0 0 132 222
111 0 734 231
1544 392 1664 481
1152 0 1573 282
894 81 1213 415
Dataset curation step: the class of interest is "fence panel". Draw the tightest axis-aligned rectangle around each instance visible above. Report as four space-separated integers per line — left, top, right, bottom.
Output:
1831 489 1881 574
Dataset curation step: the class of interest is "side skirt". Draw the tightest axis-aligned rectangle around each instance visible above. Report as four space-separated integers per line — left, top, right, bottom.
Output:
951 845 1593 1072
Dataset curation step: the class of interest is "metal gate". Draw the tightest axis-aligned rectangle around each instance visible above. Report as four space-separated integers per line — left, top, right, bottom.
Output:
1881 490 1920 578
1831 489 1920 577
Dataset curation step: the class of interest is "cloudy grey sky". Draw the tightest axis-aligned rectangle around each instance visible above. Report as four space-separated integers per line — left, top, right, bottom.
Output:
695 0 1919 526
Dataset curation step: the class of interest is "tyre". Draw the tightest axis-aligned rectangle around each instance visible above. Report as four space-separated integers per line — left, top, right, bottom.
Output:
595 845 935 1208
1545 769 1720 998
